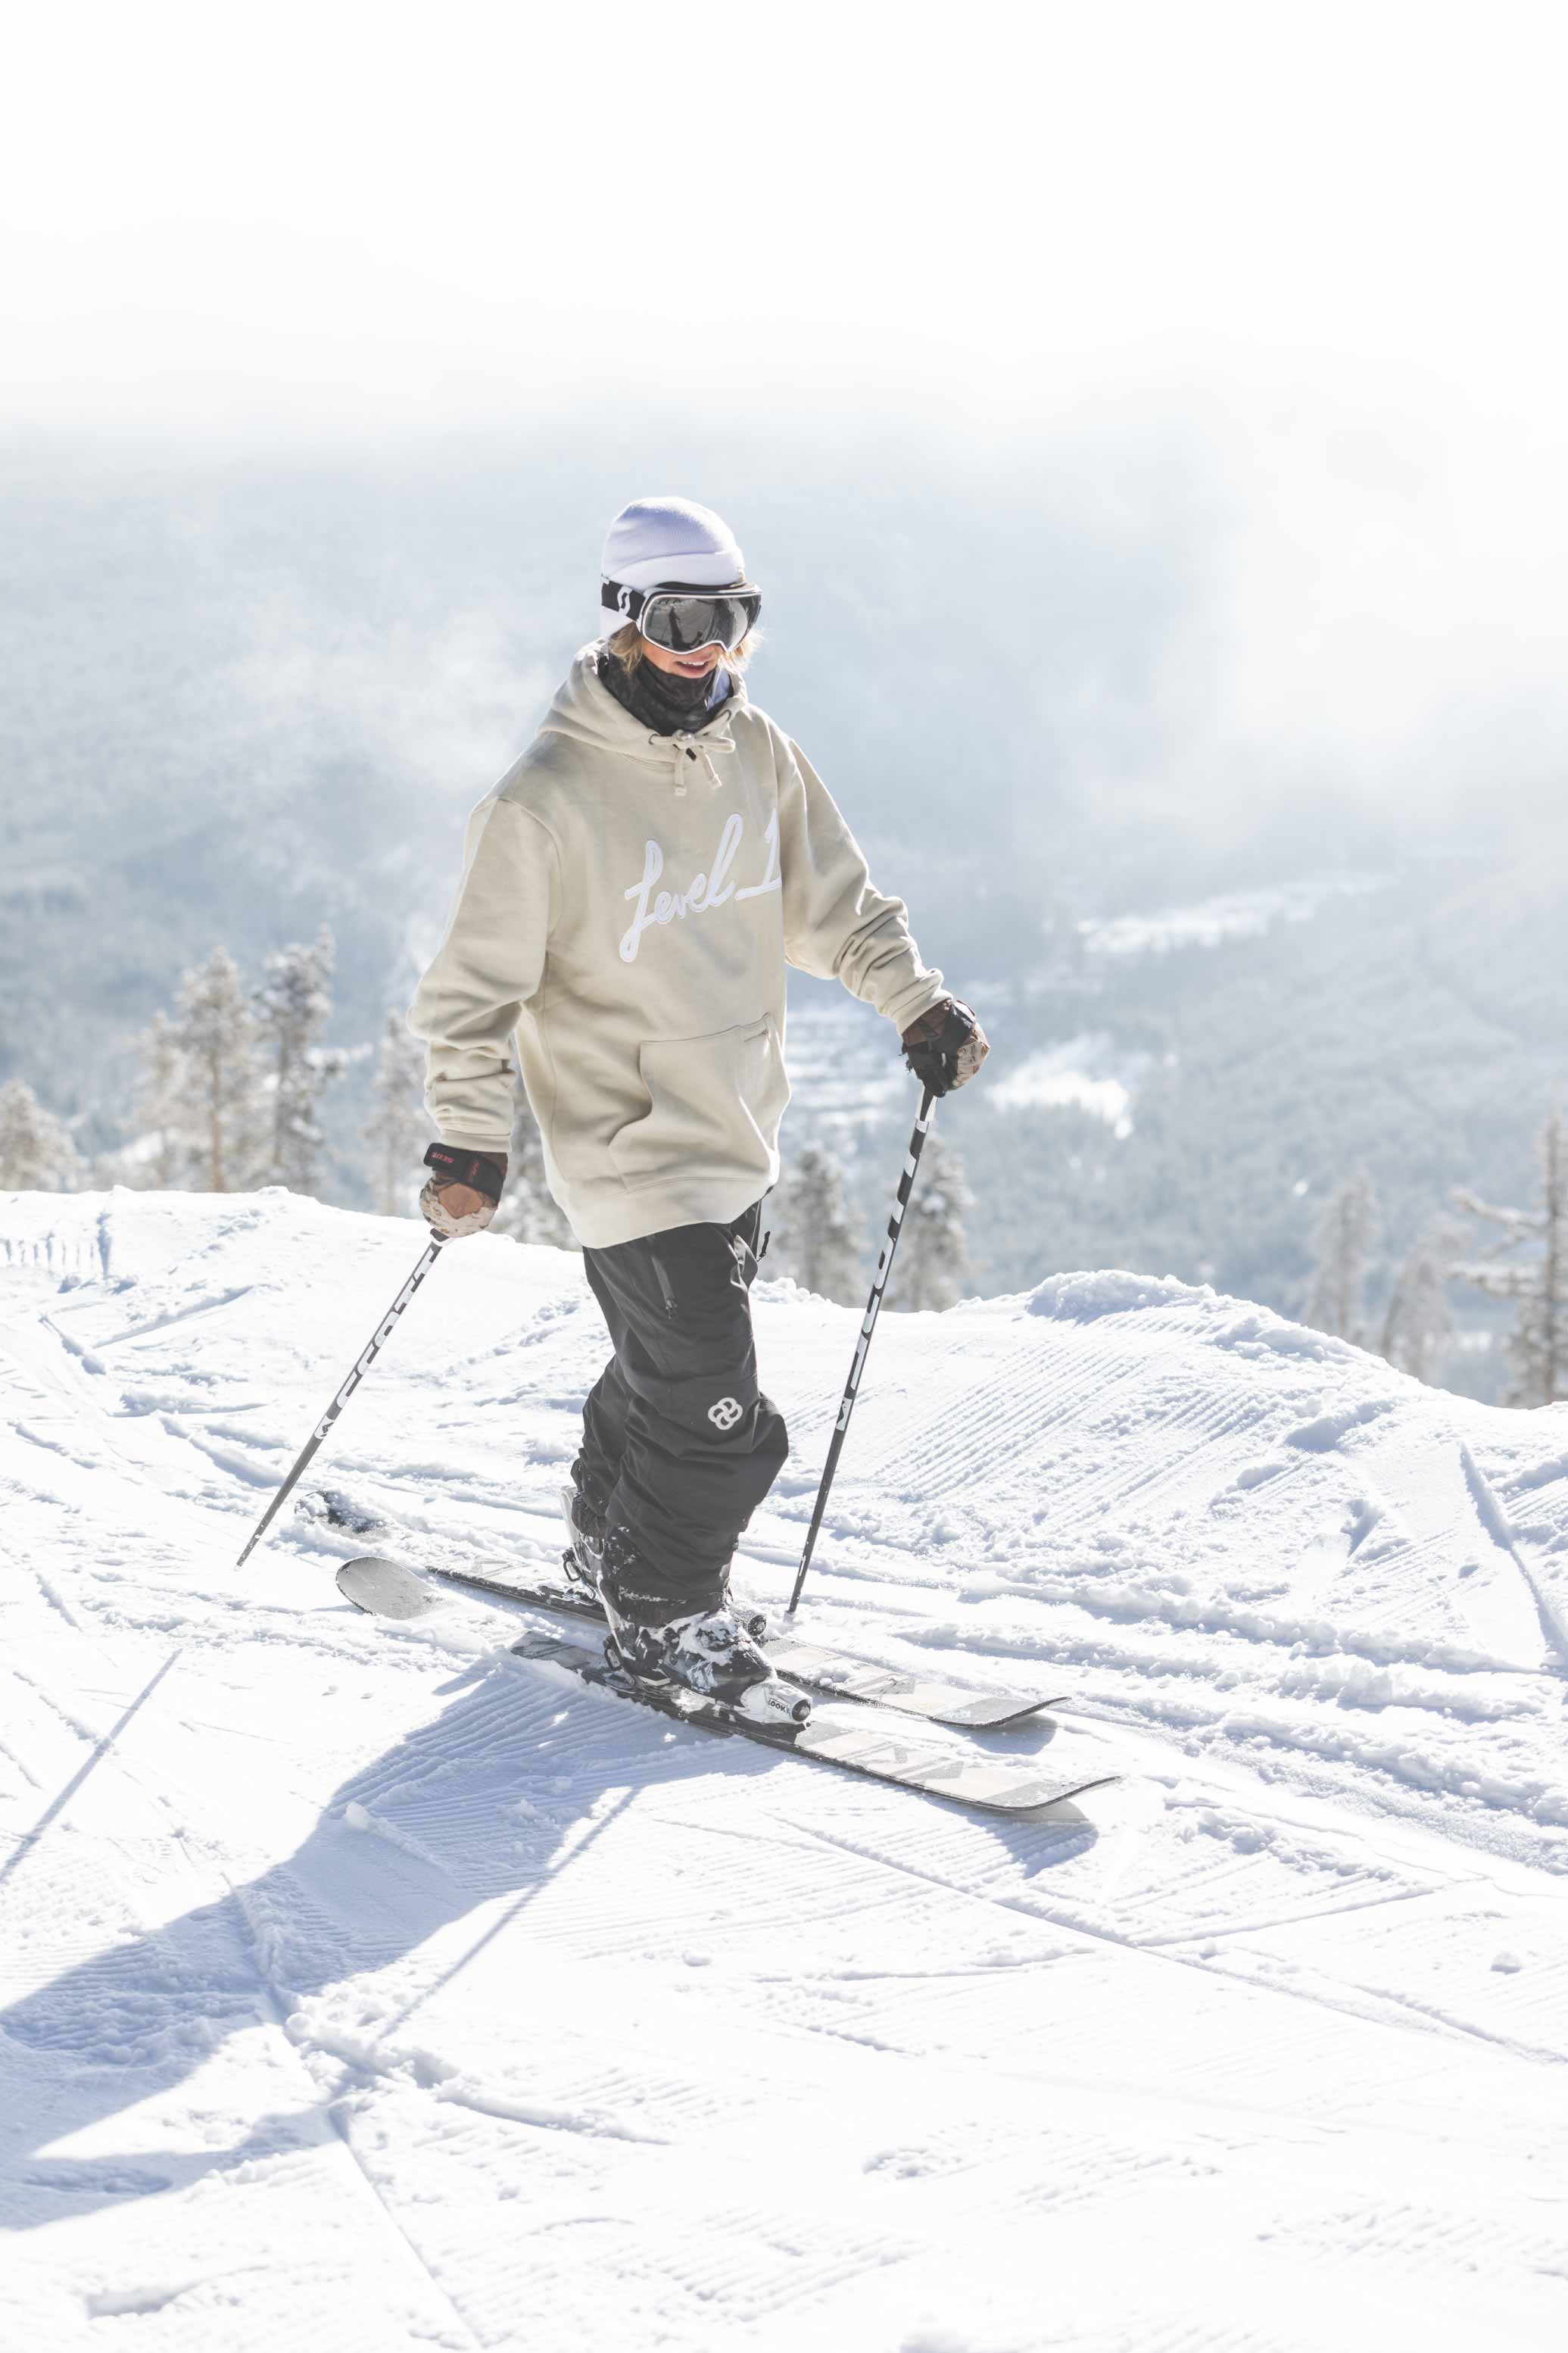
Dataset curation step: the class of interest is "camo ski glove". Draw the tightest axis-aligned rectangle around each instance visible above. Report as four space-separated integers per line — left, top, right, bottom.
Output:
419 1143 509 1238
900 997 990 1097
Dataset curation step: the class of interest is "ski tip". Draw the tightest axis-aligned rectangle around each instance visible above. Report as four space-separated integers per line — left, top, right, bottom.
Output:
336 1556 441 1619
1027 1771 1121 1815
974 1696 1068 1729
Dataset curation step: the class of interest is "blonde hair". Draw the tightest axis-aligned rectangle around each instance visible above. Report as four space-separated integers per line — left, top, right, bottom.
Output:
608 620 761 676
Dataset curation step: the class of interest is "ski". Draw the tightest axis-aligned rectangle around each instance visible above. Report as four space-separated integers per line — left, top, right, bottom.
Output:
316 1520 1061 1727
437 1560 1061 1727
336 1558 1115 1818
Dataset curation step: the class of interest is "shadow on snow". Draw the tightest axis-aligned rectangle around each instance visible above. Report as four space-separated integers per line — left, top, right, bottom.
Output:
1 1640 1098 2225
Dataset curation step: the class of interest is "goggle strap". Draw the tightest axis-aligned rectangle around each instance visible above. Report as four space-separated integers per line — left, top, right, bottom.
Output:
600 581 759 618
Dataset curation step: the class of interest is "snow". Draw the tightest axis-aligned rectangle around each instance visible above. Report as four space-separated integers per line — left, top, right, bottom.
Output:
984 1033 1146 1136
3 1185 1568 2351
1079 874 1390 958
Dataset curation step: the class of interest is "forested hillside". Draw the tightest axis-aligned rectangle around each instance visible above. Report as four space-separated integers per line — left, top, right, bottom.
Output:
6 438 1567 1387
793 866 1568 1392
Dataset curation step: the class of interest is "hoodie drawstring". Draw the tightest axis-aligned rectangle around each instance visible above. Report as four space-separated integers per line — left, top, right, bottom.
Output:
664 729 737 797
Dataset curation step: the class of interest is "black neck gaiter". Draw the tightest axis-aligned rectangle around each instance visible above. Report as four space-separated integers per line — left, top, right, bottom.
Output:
599 649 730 738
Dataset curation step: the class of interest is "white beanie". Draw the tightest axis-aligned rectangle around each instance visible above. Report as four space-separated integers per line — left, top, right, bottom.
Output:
600 496 747 634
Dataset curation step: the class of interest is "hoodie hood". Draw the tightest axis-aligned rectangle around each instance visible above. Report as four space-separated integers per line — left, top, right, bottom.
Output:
539 644 747 794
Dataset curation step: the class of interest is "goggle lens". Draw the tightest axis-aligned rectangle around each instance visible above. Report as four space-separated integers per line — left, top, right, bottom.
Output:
640 591 760 654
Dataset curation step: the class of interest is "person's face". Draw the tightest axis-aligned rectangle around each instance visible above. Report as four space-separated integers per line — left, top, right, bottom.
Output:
638 632 724 682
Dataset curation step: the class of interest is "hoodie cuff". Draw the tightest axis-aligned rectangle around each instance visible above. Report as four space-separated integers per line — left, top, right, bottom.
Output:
880 975 951 1035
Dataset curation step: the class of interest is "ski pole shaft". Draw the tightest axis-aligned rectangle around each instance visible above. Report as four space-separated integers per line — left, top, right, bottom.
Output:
787 1087 936 1618
235 1234 444 1568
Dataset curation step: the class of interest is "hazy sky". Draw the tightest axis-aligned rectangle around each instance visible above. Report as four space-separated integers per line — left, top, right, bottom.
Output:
5 0 1568 837
7 0 1565 430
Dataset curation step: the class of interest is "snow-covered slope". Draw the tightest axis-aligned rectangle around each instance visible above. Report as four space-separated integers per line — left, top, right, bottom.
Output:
2 1189 1566 2351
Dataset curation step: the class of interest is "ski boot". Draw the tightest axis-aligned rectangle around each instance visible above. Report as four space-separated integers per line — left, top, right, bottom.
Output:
562 1486 768 1640
560 1484 606 1600
598 1528 808 1727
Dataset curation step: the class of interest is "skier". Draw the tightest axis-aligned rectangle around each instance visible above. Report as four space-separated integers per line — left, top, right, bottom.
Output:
408 497 988 1713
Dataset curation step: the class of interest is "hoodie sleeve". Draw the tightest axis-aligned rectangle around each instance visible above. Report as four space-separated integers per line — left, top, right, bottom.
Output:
407 795 560 1152
775 735 948 1033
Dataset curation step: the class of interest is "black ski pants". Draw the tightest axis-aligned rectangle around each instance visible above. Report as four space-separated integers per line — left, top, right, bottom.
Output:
573 1200 788 1621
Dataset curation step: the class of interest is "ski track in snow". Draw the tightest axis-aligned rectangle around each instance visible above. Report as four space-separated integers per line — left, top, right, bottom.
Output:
2 1190 1567 2351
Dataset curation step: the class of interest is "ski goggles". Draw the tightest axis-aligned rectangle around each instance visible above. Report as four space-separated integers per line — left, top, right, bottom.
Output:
601 577 762 654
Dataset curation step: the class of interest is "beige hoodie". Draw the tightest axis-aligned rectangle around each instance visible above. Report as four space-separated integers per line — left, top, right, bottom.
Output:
408 648 947 1249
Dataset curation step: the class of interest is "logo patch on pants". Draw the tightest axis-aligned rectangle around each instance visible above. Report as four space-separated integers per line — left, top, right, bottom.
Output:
707 1396 743 1431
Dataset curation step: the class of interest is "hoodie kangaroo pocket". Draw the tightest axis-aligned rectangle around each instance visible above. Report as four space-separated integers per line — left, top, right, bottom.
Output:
609 1017 790 1193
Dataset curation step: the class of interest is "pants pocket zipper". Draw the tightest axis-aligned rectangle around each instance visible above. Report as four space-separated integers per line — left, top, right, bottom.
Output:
648 1250 675 1317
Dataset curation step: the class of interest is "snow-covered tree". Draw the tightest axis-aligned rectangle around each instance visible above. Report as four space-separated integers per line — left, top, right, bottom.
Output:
1454 1114 1568 1406
0 1078 84 1192
771 1141 862 1302
169 947 264 1192
253 925 345 1194
890 1128 973 1312
1305 1169 1377 1343
1379 1219 1457 1385
491 1087 576 1249
132 1010 190 1188
364 1009 428 1217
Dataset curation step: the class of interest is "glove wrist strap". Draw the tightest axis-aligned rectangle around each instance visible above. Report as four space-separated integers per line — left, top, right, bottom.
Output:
422 1142 507 1204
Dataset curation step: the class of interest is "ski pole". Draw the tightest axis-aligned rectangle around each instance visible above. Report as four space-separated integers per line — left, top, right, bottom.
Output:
786 1086 936 1618
235 1234 445 1568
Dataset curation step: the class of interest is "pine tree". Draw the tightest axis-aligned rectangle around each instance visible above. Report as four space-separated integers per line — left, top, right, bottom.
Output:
1454 1113 1568 1406
254 925 345 1194
1305 1169 1377 1343
771 1141 862 1301
491 1087 577 1249
364 1010 429 1218
891 1128 973 1311
169 947 264 1192
1379 1219 1457 1385
133 1011 189 1188
0 1079 84 1192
